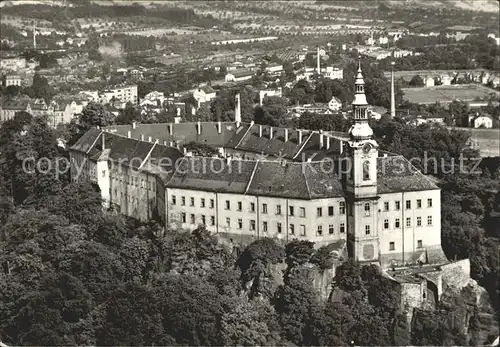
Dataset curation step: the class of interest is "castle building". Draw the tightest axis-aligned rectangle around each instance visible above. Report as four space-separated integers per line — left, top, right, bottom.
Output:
70 64 446 269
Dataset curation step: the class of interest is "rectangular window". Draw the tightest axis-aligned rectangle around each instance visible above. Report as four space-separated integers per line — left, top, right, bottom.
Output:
181 196 186 206
250 220 256 231
417 199 422 208
238 218 243 229
300 224 306 236
226 217 230 227
339 202 346 214
201 198 205 208
329 224 334 234
427 216 433 226
210 199 215 208
181 212 186 223
276 205 282 215
300 207 306 217
289 223 295 235
210 216 215 226
317 225 323 236
262 204 268 214
406 217 411 227
250 202 255 212
395 201 400 210
328 206 334 216
201 215 206 225
395 218 400 228
225 200 230 210
238 201 242 211
427 198 433 207
417 217 422 227
389 242 395 251
190 214 195 224
365 225 370 235
263 221 268 232
340 223 345 233
190 197 195 207
277 222 282 234
406 200 411 210
172 195 176 205
317 207 322 217
289 206 294 216
384 219 389 229
384 201 389 211
364 203 370 216
417 240 423 248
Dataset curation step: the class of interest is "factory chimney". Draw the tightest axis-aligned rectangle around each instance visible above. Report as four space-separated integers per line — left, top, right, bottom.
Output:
234 93 241 127
33 21 36 50
316 47 321 74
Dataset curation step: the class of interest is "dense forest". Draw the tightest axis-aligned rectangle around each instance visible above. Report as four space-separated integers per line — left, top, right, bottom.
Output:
0 97 499 345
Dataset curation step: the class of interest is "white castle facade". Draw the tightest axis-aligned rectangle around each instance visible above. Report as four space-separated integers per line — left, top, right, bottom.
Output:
70 65 446 268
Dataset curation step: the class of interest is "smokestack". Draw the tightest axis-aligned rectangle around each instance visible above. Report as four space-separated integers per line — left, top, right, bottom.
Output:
340 140 344 154
298 130 303 144
259 125 263 137
217 121 221 134
127 130 131 138
284 128 289 142
155 139 159 144
197 121 201 135
317 47 321 74
270 127 273 139
33 21 36 50
391 61 396 118
234 93 241 126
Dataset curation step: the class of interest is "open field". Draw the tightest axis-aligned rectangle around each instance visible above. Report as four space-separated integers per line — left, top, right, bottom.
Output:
450 127 500 157
384 69 489 81
401 85 500 105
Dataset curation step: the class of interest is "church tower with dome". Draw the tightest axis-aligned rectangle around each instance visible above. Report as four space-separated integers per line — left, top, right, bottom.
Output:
343 60 381 263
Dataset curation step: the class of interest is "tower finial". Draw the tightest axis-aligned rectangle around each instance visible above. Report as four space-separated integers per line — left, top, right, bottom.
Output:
358 56 362 72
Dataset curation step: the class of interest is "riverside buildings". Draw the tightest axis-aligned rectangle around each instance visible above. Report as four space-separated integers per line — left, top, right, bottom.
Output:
70 64 446 268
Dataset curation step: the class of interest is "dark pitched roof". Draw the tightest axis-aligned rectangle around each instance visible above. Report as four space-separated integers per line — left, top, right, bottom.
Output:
231 69 254 78
70 128 101 154
104 122 241 148
199 85 215 94
167 157 256 192
1 100 30 110
246 161 310 199
377 156 439 193
303 160 344 198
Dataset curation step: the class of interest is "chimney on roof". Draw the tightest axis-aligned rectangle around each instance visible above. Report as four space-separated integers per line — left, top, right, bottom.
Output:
96 125 100 130
177 107 181 117
163 140 167 146
284 128 289 142
183 147 187 154
141 134 144 141
270 127 273 139
132 122 136 129
155 139 159 144
250 120 254 127
197 121 201 135
127 130 131 138
234 93 241 127
101 132 105 150
148 136 152 142
226 155 232 165
383 153 388 157
259 125 263 137
319 131 324 149
168 123 173 135
217 121 222 134
298 130 303 144
326 135 330 150
339 140 344 154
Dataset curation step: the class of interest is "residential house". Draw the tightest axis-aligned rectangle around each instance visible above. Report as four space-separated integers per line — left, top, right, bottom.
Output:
328 97 342 111
5 75 22 87
259 87 283 106
0 99 32 123
265 63 284 75
192 85 217 108
472 115 493 128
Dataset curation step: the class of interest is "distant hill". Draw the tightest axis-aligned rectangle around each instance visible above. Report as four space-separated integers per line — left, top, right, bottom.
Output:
385 0 499 13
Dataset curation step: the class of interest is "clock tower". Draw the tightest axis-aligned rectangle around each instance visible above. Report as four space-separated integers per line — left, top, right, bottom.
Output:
343 60 380 264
